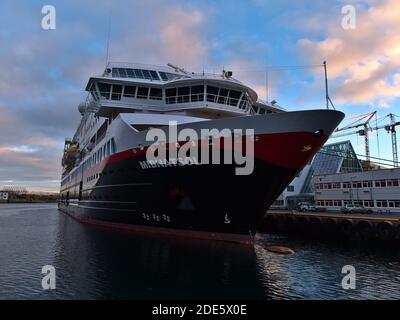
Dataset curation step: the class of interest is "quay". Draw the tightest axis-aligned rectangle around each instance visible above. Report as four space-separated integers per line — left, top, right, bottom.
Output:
259 210 400 242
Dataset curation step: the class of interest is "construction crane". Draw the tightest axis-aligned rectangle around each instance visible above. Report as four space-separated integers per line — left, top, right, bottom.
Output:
387 113 399 167
332 111 376 163
331 112 400 167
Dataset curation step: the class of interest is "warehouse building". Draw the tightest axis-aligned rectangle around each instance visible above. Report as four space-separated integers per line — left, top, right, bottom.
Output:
312 168 400 213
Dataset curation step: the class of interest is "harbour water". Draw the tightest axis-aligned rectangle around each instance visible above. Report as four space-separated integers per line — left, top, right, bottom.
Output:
1 203 400 300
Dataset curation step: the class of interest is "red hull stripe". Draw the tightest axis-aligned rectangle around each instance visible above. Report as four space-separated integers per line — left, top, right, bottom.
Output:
88 131 325 174
63 131 326 190
62 208 253 245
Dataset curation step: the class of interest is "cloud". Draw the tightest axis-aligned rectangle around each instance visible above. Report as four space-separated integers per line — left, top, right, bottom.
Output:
298 0 400 104
0 0 210 191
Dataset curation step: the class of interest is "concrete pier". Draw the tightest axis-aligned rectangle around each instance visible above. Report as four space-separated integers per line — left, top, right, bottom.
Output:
259 210 400 242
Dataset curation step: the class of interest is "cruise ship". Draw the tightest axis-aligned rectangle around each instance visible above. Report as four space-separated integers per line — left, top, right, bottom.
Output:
58 62 344 244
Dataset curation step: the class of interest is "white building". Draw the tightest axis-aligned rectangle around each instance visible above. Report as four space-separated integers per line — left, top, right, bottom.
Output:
312 168 400 213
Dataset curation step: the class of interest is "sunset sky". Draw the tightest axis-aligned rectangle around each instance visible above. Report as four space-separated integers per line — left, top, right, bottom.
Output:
1 0 399 191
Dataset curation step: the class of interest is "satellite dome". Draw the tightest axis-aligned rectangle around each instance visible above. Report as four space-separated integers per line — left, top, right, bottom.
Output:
78 102 86 115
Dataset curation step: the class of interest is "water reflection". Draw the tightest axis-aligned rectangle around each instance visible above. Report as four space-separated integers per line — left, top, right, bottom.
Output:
50 213 265 299
1 204 400 300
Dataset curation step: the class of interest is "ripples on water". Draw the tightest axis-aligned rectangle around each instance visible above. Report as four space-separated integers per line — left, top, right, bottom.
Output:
1 204 400 299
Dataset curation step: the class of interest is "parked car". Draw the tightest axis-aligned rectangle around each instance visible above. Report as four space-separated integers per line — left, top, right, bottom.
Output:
297 202 317 212
340 204 373 214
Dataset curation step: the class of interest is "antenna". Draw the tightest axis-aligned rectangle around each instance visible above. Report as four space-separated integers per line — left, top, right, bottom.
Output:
105 14 111 66
265 53 269 103
323 61 336 110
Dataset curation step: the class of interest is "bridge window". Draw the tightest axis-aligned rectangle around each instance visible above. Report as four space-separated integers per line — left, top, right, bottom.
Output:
137 87 149 99
239 94 248 109
126 69 135 78
134 69 143 78
228 90 241 106
166 88 177 104
150 71 160 81
118 68 127 78
206 86 219 103
111 84 123 100
149 88 162 100
123 85 136 98
142 70 152 80
191 85 204 102
217 88 229 104
177 86 190 103
97 82 111 99
159 72 169 81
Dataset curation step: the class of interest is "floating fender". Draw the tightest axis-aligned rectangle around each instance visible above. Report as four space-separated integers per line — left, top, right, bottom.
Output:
264 214 276 232
376 221 395 241
309 217 322 236
395 224 400 240
323 218 338 233
295 216 309 231
355 220 374 240
284 215 295 231
339 219 354 236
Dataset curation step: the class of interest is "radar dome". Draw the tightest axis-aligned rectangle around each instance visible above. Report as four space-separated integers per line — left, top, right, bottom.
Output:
78 102 86 115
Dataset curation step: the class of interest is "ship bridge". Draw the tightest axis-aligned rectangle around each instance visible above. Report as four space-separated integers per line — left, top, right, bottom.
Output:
83 62 285 118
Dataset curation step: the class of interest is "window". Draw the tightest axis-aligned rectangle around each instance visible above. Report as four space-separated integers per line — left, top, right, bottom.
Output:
112 69 119 77
325 200 333 207
134 69 143 78
190 85 204 102
363 200 374 207
388 201 396 208
141 70 152 80
150 71 160 81
111 138 116 154
206 86 219 102
177 86 190 103
217 88 229 104
228 90 241 106
375 180 386 187
239 94 248 109
123 85 136 98
97 83 111 99
137 87 149 99
362 180 372 188
117 68 127 78
286 185 294 192
126 69 135 78
149 88 163 100
111 84 123 100
342 182 351 188
333 200 342 207
387 179 399 187
166 88 177 104
376 200 388 207
106 140 111 156
159 72 169 81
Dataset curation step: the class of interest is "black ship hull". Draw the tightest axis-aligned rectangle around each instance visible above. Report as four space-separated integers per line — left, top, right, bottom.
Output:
59 129 334 244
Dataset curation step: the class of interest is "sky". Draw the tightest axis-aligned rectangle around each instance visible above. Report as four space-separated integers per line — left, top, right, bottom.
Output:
1 0 399 192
